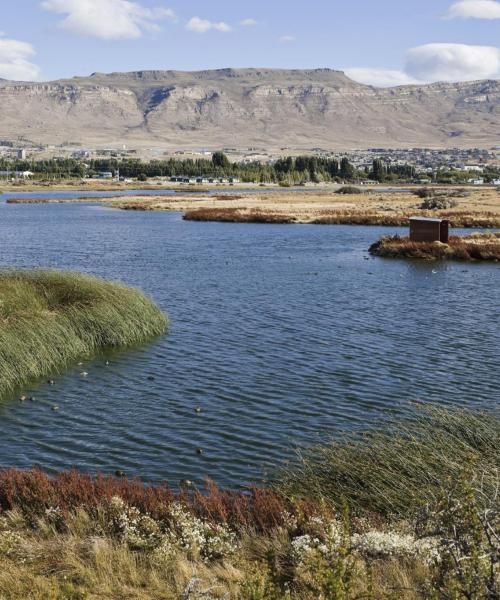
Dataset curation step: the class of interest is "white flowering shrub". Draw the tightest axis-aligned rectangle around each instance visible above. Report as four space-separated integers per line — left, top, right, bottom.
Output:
351 530 439 562
291 517 345 565
106 497 238 561
167 502 238 562
0 530 23 557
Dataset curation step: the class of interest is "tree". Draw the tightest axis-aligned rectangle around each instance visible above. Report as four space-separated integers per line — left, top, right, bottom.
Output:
372 159 386 182
212 152 230 169
339 157 355 180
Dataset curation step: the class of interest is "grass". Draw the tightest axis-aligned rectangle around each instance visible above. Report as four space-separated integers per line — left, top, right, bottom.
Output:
369 233 500 261
0 406 497 598
277 405 500 518
0 270 167 398
183 207 500 228
183 208 295 224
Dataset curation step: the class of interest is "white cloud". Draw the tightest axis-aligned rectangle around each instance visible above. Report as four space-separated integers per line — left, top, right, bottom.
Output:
346 43 500 87
344 68 418 87
279 35 296 43
185 17 232 33
0 38 40 80
445 0 500 19
41 0 176 40
241 18 258 26
405 43 500 82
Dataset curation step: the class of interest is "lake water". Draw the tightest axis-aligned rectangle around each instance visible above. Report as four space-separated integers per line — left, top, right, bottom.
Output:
0 199 498 488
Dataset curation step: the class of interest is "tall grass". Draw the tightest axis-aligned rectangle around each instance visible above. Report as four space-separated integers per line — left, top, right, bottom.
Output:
277 405 500 517
183 207 500 228
0 270 167 398
370 233 500 261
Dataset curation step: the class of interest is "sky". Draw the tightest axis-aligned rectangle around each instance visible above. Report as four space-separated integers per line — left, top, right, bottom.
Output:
0 0 499 86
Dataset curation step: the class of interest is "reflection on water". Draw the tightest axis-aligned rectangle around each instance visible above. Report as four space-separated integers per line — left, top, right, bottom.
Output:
0 200 498 487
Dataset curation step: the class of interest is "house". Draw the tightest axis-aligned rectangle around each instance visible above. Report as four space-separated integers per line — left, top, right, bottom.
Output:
98 171 114 179
492 179 500 186
410 217 449 243
0 170 33 178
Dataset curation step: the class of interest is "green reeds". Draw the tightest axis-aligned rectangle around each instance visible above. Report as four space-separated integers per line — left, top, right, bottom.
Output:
277 405 500 517
0 270 167 398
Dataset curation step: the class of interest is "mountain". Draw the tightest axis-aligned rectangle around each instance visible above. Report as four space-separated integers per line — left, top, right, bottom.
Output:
0 68 498 149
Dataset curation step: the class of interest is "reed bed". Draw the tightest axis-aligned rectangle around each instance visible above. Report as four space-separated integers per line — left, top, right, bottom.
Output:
183 208 295 224
277 405 500 517
370 233 500 261
0 270 167 398
183 207 500 228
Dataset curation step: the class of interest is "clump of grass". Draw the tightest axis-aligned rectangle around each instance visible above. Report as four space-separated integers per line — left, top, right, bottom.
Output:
183 208 295 224
369 233 500 261
277 405 500 517
0 270 167 398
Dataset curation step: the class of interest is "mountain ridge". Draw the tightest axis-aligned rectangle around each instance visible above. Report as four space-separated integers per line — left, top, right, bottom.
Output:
0 68 498 149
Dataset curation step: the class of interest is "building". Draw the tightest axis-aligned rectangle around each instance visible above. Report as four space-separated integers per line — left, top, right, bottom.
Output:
0 170 33 178
410 217 449 243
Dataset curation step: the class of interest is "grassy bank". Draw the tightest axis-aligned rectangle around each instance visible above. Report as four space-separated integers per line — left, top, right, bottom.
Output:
183 207 500 227
0 406 497 599
0 270 167 398
369 233 500 261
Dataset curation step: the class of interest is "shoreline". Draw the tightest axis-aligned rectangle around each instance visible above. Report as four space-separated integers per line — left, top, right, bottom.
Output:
4 187 500 229
0 405 497 599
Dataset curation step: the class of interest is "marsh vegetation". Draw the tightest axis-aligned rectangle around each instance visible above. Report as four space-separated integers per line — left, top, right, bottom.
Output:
0 270 167 398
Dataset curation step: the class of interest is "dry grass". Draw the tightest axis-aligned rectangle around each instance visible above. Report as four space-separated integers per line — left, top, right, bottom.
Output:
370 233 500 261
6 187 500 228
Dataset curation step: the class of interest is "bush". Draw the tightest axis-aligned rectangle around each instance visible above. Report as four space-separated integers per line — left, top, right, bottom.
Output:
335 186 362 195
420 196 458 210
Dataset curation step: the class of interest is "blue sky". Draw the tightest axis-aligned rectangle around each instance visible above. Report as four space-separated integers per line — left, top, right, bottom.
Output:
0 0 499 85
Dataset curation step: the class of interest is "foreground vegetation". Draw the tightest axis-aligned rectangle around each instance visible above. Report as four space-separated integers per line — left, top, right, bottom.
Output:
0 270 167 398
0 406 497 599
369 233 500 261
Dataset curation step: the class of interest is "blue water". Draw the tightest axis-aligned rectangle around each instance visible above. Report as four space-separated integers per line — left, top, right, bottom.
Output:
0 200 498 487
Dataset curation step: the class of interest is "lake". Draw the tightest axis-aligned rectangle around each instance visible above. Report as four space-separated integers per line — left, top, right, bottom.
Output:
0 199 498 488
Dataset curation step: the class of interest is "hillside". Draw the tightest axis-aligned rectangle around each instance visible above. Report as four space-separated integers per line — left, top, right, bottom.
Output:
0 68 498 149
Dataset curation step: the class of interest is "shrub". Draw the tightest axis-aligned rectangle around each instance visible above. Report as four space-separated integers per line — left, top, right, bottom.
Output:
335 186 362 195
420 196 458 210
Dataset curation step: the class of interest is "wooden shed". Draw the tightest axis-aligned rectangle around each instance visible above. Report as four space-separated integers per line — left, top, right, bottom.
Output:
409 217 449 243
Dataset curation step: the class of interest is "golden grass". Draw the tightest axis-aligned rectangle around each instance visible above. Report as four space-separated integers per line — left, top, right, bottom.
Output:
369 233 500 261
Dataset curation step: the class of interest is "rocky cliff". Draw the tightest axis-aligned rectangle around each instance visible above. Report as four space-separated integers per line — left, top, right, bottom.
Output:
0 68 498 149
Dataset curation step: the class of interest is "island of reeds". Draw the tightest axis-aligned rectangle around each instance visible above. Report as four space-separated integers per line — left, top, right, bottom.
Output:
0 405 498 599
369 232 500 261
0 270 167 398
